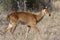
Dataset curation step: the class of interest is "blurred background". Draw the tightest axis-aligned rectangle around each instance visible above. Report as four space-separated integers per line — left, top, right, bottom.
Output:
0 0 60 40
0 0 52 12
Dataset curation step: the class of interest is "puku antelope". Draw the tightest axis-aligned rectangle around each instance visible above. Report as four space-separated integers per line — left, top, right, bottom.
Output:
3 8 51 34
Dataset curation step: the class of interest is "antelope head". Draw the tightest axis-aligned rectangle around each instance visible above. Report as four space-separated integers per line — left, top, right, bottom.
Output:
42 7 51 16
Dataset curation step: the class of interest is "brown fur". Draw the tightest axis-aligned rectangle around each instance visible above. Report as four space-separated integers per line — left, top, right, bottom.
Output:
3 9 50 34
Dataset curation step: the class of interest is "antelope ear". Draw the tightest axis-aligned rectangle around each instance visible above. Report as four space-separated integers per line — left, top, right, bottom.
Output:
45 6 47 9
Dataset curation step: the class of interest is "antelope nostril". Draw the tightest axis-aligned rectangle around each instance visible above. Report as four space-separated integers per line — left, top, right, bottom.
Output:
49 14 51 16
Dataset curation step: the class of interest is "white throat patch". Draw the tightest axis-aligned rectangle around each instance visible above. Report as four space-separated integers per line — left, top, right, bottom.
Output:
42 9 46 15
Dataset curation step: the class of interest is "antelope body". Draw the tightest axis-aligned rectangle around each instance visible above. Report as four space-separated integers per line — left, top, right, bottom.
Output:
3 8 50 34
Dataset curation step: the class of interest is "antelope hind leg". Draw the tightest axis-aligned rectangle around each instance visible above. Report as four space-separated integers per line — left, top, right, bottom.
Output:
10 23 17 34
3 26 8 33
3 23 13 33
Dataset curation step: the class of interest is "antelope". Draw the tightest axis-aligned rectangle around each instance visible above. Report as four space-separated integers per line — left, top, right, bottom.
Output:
3 8 51 35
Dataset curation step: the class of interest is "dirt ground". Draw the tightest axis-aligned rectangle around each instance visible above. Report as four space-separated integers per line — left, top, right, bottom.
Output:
0 1 60 40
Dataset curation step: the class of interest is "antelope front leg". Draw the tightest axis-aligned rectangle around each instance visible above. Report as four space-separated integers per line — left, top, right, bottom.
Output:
31 25 39 33
25 26 31 40
26 26 31 37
